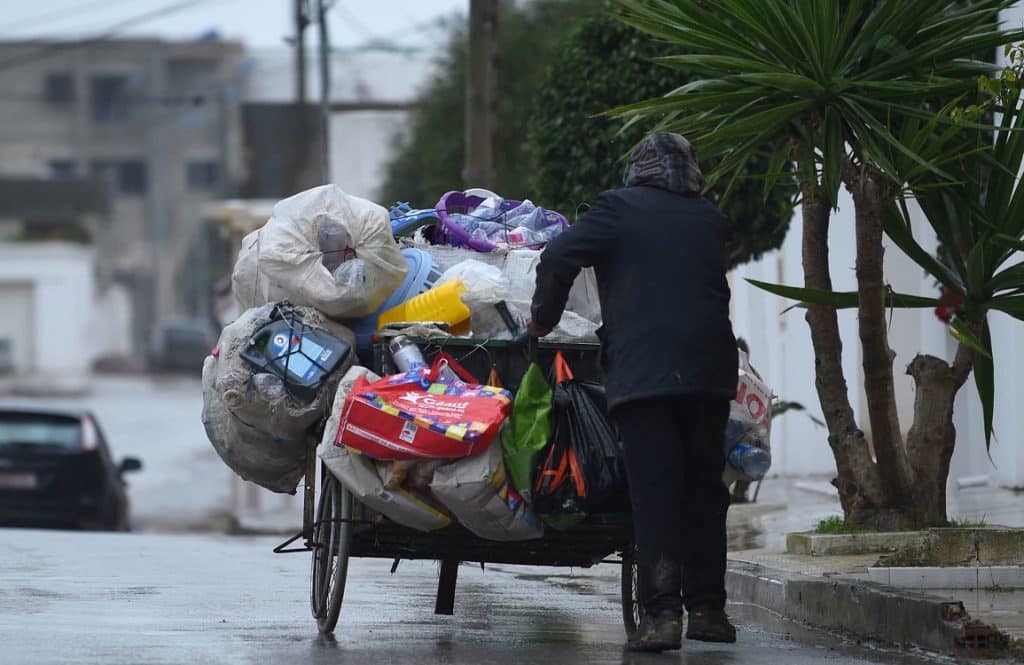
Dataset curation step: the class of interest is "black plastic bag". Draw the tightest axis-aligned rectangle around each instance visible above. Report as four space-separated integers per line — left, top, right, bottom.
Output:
532 353 630 523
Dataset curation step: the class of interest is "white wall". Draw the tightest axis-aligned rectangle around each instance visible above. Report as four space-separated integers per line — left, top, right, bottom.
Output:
91 284 134 360
733 190 1024 488
0 243 95 394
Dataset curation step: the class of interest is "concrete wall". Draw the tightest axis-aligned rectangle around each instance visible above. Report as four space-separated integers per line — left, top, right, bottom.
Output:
0 243 95 394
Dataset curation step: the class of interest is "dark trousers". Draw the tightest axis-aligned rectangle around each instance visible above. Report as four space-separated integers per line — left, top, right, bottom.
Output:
612 394 731 616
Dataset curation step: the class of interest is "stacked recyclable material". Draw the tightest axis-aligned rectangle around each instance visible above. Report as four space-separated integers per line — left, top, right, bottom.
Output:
202 303 355 493
203 183 775 541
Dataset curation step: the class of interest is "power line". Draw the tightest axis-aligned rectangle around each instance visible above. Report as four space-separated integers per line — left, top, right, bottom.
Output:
0 0 216 73
0 0 144 36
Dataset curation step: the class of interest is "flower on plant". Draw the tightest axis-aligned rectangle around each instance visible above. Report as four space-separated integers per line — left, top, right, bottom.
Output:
934 287 965 325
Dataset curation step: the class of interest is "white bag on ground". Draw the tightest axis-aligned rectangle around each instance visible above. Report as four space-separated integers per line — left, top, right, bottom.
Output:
431 438 543 541
317 366 452 532
201 304 356 494
233 185 408 319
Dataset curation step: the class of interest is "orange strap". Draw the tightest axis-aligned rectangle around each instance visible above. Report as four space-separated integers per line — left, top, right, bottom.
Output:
567 447 587 498
554 352 574 384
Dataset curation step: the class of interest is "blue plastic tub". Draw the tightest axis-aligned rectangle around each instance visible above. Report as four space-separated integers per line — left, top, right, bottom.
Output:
343 248 442 349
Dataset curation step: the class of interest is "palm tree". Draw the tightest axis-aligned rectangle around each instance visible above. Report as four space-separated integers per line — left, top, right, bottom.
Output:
612 0 1024 528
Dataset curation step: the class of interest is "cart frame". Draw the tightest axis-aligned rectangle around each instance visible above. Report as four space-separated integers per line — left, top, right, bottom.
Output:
273 337 642 636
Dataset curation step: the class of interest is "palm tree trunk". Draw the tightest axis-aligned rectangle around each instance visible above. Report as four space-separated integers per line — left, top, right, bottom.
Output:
904 344 974 526
800 180 885 523
843 161 914 510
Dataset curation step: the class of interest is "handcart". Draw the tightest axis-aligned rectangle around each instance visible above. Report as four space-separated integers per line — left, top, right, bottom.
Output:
273 336 642 636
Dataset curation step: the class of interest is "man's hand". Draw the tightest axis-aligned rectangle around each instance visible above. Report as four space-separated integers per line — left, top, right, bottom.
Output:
526 320 551 338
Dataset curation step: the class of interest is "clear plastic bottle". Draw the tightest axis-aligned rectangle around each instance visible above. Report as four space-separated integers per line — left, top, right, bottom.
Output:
726 441 771 480
318 223 353 272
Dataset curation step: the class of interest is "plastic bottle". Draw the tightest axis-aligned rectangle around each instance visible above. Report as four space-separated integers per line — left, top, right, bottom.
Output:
388 335 426 373
318 223 353 273
726 441 771 480
377 279 471 334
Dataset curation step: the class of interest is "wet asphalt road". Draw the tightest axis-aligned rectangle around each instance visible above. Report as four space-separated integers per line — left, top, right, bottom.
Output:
0 529 954 665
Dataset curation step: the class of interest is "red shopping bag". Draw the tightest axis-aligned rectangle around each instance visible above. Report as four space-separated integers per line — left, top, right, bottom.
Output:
336 360 513 460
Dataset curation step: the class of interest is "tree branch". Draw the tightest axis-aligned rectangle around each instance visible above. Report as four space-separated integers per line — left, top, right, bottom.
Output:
799 174 884 519
951 342 975 389
843 158 912 504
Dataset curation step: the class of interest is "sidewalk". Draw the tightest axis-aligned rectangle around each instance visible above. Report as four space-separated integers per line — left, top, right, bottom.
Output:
727 475 1024 658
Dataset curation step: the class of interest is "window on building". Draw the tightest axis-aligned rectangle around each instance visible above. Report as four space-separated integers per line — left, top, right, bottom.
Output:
185 161 219 191
44 73 75 105
48 160 76 179
91 160 147 195
90 75 130 124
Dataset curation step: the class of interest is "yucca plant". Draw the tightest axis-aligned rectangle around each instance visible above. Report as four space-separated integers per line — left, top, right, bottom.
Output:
612 0 1024 528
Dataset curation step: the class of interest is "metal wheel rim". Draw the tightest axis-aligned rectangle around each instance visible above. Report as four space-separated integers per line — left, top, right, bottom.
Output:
322 484 352 631
310 472 333 619
621 543 643 634
311 473 351 635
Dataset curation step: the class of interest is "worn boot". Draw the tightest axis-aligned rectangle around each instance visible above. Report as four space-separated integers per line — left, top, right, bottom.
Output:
685 607 737 643
627 611 683 652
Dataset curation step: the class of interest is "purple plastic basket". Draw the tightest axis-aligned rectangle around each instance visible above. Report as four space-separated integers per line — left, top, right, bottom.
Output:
434 190 570 252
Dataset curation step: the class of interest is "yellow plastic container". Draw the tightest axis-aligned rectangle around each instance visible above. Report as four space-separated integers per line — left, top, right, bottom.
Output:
377 279 471 334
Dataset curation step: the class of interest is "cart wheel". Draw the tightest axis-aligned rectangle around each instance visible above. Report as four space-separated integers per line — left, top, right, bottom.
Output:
310 469 352 634
621 543 643 635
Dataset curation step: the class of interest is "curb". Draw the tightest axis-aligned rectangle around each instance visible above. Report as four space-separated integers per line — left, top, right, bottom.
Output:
725 560 1011 656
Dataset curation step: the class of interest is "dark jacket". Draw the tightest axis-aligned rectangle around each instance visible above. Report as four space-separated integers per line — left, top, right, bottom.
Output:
531 186 738 410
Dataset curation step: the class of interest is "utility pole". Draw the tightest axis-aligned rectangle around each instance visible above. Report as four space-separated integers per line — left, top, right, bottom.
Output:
463 0 498 190
317 0 331 183
294 0 309 103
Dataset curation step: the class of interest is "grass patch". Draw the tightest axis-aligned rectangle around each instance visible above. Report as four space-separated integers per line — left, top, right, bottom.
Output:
950 515 987 528
813 515 871 535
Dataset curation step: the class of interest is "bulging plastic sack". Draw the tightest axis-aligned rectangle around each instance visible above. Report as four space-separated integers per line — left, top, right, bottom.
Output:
201 304 356 494
232 184 408 319
503 249 601 324
722 350 773 485
532 354 630 525
501 361 553 501
431 438 543 541
317 366 452 532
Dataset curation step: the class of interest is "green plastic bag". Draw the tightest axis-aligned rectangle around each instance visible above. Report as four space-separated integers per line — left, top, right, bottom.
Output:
501 362 553 501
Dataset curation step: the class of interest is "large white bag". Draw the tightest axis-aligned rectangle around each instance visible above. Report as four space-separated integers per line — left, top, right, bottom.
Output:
431 438 543 541
317 366 452 532
233 185 408 319
201 304 356 494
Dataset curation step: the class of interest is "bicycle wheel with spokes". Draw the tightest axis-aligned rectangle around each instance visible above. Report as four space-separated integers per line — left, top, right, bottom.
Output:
310 469 353 634
621 543 643 635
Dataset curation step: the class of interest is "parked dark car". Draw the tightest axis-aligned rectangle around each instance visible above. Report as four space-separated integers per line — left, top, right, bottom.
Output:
0 407 141 531
149 318 218 373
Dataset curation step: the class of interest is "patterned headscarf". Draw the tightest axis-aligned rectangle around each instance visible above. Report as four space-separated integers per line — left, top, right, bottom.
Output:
622 132 704 194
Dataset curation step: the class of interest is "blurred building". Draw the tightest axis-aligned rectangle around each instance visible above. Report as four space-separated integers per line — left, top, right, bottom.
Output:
241 46 436 201
0 37 247 364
